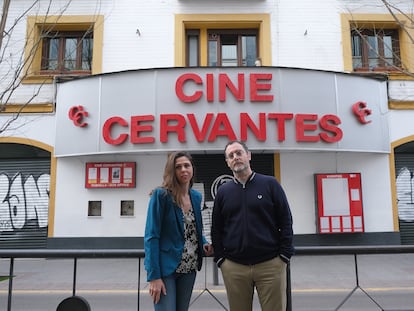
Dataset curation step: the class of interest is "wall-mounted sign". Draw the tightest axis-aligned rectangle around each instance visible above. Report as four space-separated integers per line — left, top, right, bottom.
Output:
315 173 364 234
85 162 136 188
55 67 390 157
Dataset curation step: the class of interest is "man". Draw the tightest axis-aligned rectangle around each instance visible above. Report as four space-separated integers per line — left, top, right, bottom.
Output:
211 140 294 311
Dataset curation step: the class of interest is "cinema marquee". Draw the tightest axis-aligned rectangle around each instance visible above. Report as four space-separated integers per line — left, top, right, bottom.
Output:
54 67 389 156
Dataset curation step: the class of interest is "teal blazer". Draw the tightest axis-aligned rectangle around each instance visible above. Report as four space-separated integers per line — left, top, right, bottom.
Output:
144 187 208 281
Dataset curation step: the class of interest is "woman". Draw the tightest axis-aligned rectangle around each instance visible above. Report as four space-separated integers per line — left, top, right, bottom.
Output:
144 151 213 311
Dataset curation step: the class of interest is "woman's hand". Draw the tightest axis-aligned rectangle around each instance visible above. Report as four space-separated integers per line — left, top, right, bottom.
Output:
203 243 214 256
149 278 166 304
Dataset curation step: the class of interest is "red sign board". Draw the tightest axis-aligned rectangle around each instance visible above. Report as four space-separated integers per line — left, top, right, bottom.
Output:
85 162 136 188
315 173 364 233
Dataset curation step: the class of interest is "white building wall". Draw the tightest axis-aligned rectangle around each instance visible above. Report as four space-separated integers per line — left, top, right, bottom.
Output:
54 151 394 236
389 110 414 142
4 0 409 100
0 114 56 145
389 80 414 102
276 0 345 71
1 0 411 238
340 0 414 13
102 1 175 72
54 154 166 236
281 152 393 235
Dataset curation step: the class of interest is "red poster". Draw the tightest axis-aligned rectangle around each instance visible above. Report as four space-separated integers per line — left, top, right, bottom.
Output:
85 162 136 188
315 173 364 233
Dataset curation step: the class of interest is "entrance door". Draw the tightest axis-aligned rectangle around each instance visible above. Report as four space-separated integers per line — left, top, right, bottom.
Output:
192 153 274 243
395 147 414 244
0 143 51 248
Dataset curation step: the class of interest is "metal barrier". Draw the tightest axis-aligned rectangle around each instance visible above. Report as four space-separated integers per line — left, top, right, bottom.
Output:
1 245 414 311
290 245 414 311
1 249 144 311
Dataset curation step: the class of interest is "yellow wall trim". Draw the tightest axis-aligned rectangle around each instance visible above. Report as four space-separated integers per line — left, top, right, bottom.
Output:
389 101 414 109
273 153 281 182
0 103 54 113
389 150 399 231
0 137 52 151
392 135 414 148
388 73 414 81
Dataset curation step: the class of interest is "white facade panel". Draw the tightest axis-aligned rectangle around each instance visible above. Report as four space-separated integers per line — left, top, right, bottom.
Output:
277 0 344 71
55 68 390 156
388 80 414 102
389 110 414 143
1 114 56 145
3 0 410 104
340 0 414 13
281 152 393 234
102 1 176 71
1 0 413 243
54 154 165 237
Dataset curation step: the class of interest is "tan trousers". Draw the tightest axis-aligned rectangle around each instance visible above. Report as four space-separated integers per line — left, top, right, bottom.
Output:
220 257 287 311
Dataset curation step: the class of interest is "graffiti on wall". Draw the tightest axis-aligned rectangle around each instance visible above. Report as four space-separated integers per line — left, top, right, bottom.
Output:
396 167 414 222
0 172 50 232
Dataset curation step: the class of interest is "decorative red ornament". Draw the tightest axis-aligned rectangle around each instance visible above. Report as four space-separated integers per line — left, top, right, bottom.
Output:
68 105 89 127
352 101 372 124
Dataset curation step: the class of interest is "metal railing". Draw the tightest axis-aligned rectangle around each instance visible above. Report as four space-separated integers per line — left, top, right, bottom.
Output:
1 245 414 311
1 249 144 311
287 245 414 311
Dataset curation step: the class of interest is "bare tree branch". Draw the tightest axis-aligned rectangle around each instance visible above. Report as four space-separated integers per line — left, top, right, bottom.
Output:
0 0 11 52
0 1 74 134
380 0 414 43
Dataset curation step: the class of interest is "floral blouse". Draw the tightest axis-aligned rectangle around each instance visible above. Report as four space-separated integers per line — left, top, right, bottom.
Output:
176 207 198 273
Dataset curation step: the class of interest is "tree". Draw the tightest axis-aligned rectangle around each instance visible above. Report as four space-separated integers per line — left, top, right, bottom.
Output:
347 0 414 77
0 0 83 134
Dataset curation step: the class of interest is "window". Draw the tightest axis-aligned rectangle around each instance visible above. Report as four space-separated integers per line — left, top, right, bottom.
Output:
120 200 135 216
186 29 200 67
176 14 270 67
23 15 103 84
88 201 102 217
41 31 93 74
351 28 400 71
208 31 257 67
186 29 258 67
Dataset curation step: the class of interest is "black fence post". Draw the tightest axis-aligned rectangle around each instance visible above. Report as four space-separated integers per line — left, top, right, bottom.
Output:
7 257 14 311
286 262 291 311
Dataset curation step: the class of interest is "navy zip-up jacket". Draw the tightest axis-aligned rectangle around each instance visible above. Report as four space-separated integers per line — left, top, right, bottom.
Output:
211 172 294 266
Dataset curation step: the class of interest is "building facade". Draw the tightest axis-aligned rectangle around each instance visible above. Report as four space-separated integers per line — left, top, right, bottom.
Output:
0 0 414 248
